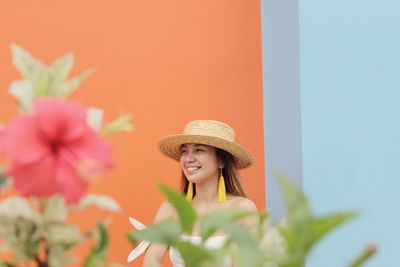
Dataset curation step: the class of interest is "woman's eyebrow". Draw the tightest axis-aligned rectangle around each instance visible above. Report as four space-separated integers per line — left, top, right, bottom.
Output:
194 144 206 148
180 144 188 150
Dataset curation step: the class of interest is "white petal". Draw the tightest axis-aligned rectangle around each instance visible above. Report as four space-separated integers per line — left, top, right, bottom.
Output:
127 217 150 262
87 107 104 131
129 217 147 230
127 240 151 262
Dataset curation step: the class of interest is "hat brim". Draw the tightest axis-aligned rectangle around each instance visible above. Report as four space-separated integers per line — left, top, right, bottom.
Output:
157 134 254 169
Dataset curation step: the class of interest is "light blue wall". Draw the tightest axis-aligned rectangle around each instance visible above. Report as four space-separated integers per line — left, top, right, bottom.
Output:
300 1 400 266
262 0 400 266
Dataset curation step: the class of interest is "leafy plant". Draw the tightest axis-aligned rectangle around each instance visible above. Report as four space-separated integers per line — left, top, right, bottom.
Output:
0 44 132 267
129 174 376 267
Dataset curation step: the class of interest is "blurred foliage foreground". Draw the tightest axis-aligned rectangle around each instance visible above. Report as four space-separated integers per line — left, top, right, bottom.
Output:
0 44 132 267
129 174 376 267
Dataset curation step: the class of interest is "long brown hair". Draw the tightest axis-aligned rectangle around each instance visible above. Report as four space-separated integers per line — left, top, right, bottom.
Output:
181 148 246 198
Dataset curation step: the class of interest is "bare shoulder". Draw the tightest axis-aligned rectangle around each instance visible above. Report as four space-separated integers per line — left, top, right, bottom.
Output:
229 196 258 212
227 196 258 227
154 200 176 222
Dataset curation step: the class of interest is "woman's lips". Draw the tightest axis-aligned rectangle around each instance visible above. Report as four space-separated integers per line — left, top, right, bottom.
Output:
185 166 201 174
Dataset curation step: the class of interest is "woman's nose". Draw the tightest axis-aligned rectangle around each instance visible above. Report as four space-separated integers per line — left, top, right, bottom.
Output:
182 152 195 162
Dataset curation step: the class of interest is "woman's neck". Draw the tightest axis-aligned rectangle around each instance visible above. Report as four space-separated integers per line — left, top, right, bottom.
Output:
193 176 219 203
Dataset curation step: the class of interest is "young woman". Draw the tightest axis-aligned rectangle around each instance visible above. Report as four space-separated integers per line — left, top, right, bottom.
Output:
142 120 257 267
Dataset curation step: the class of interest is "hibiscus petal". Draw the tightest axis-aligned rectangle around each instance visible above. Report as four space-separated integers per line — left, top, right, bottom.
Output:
54 158 88 203
0 116 48 165
12 155 59 197
12 153 87 203
68 129 113 176
35 98 88 143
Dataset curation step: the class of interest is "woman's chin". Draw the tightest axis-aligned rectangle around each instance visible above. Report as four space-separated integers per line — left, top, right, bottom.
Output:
186 175 204 183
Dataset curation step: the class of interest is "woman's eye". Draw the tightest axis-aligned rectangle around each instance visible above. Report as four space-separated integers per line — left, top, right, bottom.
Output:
196 149 204 152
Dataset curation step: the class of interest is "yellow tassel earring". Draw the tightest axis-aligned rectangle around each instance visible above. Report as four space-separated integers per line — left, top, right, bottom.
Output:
186 182 193 201
218 169 226 203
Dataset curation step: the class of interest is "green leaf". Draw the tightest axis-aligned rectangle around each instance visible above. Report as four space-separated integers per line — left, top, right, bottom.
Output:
10 43 50 97
274 172 360 264
102 113 134 136
0 197 41 222
263 253 304 267
254 212 269 242
347 244 377 267
0 217 41 260
83 221 109 267
43 195 67 223
159 184 197 234
75 194 121 213
105 263 126 267
275 172 313 223
44 223 82 249
10 43 46 82
106 263 127 267
279 225 302 255
200 211 263 267
224 224 264 267
48 52 74 83
33 72 52 96
274 172 313 254
128 219 181 246
0 168 12 192
55 67 94 97
259 225 297 267
10 43 93 99
259 221 288 260
174 240 217 267
200 209 252 240
47 244 77 267
8 80 34 112
310 212 357 248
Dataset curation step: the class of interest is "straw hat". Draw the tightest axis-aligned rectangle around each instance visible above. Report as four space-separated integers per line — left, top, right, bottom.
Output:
157 120 254 169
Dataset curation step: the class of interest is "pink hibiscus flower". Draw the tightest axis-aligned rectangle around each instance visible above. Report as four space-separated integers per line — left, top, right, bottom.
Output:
0 98 112 203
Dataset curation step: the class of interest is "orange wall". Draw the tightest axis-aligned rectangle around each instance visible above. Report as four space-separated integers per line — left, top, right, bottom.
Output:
0 1 264 266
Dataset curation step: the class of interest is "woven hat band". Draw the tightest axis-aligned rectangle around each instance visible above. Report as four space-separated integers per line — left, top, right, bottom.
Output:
182 120 236 142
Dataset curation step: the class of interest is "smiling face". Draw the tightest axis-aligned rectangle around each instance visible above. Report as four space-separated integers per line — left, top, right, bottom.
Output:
180 143 222 184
